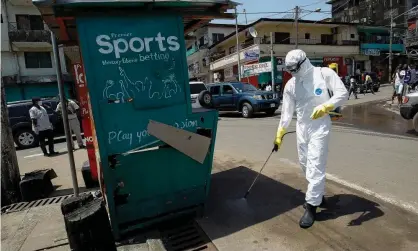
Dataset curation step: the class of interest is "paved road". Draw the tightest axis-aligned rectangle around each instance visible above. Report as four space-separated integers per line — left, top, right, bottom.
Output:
215 111 418 215
7 85 418 251
17 86 418 213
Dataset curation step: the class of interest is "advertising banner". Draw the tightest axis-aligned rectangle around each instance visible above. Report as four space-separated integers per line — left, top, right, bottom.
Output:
72 63 98 180
76 15 191 154
243 47 260 61
241 62 272 77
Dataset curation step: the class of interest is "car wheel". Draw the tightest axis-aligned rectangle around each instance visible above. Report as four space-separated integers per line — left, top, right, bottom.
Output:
265 109 276 116
413 112 418 133
14 129 38 149
241 103 254 118
198 90 213 108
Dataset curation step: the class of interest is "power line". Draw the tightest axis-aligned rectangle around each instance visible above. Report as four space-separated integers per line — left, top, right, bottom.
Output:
300 0 329 8
236 11 297 15
390 5 418 20
243 7 297 24
275 0 350 44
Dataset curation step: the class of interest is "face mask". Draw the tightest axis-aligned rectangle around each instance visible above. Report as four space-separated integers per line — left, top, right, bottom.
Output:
37 101 42 106
285 57 307 74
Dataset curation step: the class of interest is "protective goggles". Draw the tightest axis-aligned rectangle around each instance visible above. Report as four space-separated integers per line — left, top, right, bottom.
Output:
285 58 307 73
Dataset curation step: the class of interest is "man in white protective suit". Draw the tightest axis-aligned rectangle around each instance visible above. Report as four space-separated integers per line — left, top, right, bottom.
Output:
274 49 348 228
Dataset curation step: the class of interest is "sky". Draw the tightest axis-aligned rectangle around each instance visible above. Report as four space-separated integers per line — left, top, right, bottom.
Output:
211 0 332 25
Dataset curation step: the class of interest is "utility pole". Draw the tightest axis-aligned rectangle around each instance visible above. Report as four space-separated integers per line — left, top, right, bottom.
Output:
295 6 299 49
243 9 248 24
389 0 393 82
235 7 241 81
270 32 275 92
1 80 21 206
51 32 79 196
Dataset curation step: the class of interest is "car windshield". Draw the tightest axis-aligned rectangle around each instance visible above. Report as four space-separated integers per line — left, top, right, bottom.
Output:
231 83 258 93
190 83 207 94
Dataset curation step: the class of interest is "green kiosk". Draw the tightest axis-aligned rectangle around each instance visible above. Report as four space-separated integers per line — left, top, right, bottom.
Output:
33 0 237 239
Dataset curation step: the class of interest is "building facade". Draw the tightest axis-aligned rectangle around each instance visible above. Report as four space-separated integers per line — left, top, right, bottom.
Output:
207 18 360 88
186 23 241 83
1 0 71 102
406 0 418 60
327 0 407 27
327 0 408 79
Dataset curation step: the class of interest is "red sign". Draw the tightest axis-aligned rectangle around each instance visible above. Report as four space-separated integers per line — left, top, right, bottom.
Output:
323 56 347 77
73 63 98 181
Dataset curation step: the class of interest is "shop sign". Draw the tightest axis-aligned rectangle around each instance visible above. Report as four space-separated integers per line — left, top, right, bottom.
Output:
323 57 342 64
243 47 260 61
241 62 272 77
362 49 381 56
210 46 260 71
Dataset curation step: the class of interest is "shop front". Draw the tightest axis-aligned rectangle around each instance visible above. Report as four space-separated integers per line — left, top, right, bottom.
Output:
209 45 260 83
323 56 347 77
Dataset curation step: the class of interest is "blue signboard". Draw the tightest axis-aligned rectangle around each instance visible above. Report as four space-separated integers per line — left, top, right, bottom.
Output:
361 48 381 56
244 47 260 61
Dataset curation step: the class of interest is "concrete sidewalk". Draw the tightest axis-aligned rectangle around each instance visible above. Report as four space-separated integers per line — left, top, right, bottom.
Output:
199 152 418 251
16 147 92 196
2 153 418 251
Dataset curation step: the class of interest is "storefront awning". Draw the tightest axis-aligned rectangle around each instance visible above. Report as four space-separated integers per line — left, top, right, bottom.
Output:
32 0 238 45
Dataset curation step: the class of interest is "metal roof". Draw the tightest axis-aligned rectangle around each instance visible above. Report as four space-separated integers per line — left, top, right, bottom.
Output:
32 0 239 45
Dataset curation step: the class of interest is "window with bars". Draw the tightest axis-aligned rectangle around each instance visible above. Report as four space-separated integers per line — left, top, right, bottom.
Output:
24 52 52 69
274 32 290 44
199 36 205 47
212 33 225 43
16 15 44 30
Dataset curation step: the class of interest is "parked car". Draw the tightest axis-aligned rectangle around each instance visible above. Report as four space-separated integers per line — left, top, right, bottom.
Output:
400 92 418 133
7 98 81 149
206 82 280 118
189 81 213 109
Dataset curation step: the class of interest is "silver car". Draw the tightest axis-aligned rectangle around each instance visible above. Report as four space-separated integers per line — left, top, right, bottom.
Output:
400 92 418 133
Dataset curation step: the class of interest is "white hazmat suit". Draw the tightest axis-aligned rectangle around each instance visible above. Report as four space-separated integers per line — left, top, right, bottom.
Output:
276 50 348 226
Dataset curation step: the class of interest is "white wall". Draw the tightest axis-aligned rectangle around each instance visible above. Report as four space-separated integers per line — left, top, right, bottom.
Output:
1 2 69 78
1 52 19 76
1 5 11 51
207 26 236 46
5 3 43 23
338 25 358 41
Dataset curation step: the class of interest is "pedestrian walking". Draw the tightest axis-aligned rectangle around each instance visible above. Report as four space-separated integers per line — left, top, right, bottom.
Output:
56 98 85 149
348 76 358 100
410 65 418 92
394 65 405 106
276 49 348 228
403 64 411 95
29 97 58 157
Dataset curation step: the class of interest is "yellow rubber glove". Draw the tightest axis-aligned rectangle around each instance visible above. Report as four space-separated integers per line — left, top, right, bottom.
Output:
310 103 335 120
274 127 286 151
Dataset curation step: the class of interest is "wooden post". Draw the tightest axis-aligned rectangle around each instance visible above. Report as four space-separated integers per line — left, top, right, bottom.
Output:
1 80 21 206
